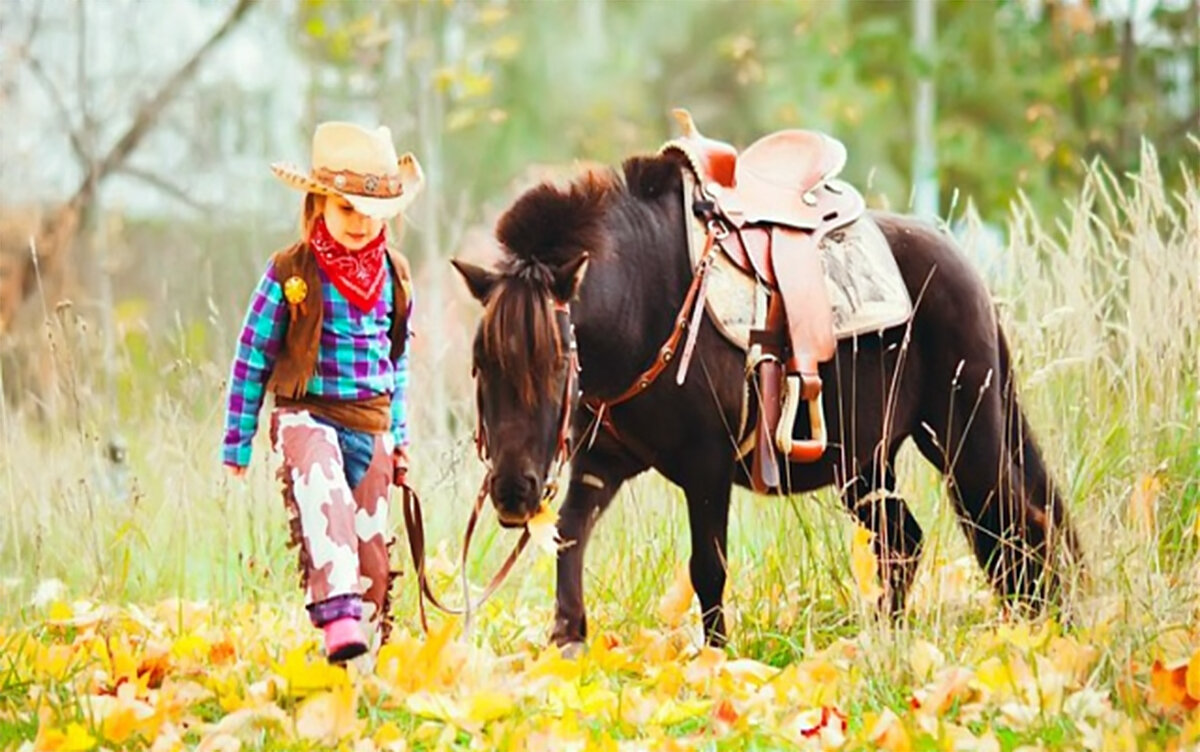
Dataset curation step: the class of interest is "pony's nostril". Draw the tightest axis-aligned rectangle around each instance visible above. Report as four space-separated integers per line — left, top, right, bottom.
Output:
519 471 539 495
489 475 508 501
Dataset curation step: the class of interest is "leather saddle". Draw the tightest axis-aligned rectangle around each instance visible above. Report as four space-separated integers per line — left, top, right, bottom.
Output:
668 109 866 492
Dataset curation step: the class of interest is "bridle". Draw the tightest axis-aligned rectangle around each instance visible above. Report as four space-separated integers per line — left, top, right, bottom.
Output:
402 300 579 632
474 301 579 499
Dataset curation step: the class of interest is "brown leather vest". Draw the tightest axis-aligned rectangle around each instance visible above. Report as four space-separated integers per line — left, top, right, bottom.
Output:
265 241 411 400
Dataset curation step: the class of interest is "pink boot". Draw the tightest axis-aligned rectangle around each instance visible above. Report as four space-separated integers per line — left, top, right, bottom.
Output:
323 617 367 663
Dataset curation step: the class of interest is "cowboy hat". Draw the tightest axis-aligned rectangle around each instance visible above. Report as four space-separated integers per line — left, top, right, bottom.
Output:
271 121 424 219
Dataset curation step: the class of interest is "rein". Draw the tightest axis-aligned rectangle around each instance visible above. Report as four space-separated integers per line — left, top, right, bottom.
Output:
403 302 578 633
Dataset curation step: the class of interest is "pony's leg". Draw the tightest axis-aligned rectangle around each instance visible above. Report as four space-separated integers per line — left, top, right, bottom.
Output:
841 459 924 616
551 434 647 649
683 464 735 647
913 370 1065 612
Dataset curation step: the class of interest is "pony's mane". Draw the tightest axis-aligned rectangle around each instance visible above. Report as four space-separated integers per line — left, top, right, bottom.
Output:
480 168 620 406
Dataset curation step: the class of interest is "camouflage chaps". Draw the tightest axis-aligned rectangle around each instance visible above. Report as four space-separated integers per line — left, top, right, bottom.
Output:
270 409 397 644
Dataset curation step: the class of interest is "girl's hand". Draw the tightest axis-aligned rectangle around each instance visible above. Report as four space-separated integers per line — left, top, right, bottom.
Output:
393 446 410 487
226 464 248 479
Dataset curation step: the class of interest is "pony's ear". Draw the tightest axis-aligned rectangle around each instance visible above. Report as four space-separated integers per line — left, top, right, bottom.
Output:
451 259 500 303
551 253 589 303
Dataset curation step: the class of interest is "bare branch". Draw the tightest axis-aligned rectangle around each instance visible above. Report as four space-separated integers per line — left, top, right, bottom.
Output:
67 0 258 210
76 0 91 137
20 0 46 59
116 166 210 213
25 56 88 164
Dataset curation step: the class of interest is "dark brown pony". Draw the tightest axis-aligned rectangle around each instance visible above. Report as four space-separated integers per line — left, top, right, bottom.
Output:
453 154 1081 649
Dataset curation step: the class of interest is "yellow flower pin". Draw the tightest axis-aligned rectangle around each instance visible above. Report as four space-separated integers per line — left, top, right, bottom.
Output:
283 276 308 305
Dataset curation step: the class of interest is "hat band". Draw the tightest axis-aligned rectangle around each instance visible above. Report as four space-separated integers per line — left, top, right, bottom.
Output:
312 167 404 198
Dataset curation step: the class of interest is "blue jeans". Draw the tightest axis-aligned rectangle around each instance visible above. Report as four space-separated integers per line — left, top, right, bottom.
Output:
311 415 378 490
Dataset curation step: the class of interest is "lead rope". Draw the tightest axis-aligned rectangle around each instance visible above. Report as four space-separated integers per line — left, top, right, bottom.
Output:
404 303 578 635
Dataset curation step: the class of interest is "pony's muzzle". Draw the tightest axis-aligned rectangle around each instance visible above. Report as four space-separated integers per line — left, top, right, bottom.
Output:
490 469 542 527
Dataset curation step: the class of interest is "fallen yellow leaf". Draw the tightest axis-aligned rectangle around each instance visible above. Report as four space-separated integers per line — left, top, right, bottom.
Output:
657 564 694 628
913 667 974 716
908 639 945 681
650 698 713 726
405 690 462 723
467 688 516 724
1127 472 1161 535
171 633 210 664
34 643 75 683
527 645 584 683
850 526 884 603
869 708 912 752
525 501 561 555
972 655 1017 700
295 683 361 742
272 645 350 697
373 721 408 751
36 722 97 752
1189 649 1200 701
195 705 291 751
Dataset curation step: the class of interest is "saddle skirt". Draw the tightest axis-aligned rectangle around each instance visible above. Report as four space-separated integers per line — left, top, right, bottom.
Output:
681 170 913 350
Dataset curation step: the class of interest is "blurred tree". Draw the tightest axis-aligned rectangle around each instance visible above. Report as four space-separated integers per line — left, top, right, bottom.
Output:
285 0 1200 234
0 0 256 423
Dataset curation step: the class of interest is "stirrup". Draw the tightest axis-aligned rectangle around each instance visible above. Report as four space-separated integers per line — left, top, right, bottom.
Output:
775 373 827 463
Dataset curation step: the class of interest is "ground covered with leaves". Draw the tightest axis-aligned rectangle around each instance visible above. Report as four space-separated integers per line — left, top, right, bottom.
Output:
4 557 1200 752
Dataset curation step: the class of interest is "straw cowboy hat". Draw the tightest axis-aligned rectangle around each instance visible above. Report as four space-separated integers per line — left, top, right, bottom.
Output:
271 122 424 219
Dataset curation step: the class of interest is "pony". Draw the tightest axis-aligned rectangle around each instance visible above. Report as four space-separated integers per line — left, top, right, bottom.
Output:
452 152 1081 649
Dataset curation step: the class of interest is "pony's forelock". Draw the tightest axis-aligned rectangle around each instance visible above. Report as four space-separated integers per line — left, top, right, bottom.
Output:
479 273 562 407
495 168 618 268
478 168 623 405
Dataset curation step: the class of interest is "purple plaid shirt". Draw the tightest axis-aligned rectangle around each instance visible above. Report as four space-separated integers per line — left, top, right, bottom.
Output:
222 258 411 467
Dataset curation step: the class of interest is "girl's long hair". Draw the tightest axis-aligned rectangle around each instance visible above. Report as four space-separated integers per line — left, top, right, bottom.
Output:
300 193 325 241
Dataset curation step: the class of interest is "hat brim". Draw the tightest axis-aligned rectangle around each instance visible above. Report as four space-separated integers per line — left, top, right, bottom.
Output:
270 159 423 219
344 193 409 220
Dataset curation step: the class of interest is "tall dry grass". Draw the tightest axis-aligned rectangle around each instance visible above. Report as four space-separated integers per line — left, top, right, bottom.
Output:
0 144 1196 690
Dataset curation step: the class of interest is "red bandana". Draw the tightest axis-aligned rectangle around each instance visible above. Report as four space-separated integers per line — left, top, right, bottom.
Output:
308 216 388 311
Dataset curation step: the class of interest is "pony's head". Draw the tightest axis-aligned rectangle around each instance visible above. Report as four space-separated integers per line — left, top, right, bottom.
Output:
452 171 613 525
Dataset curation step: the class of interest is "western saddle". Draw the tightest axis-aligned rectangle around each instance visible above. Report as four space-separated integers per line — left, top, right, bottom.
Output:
667 109 866 492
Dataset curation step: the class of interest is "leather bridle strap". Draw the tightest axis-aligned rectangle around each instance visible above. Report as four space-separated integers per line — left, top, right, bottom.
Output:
587 229 718 412
543 301 579 496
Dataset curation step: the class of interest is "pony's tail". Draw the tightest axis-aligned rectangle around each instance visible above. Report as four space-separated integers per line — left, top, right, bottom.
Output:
997 323 1084 572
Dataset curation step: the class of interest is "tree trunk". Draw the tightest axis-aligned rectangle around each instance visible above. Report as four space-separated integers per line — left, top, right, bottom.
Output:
414 1 449 436
911 0 938 218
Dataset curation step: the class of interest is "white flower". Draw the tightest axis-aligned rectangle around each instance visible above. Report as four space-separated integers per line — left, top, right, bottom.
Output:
30 578 66 608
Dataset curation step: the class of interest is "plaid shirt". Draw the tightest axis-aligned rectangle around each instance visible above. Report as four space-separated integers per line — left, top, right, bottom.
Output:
222 259 410 468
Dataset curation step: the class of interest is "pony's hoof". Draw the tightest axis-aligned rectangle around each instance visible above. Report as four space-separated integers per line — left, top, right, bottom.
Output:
559 641 586 660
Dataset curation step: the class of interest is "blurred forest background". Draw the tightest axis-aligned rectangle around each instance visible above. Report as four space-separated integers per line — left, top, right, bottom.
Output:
0 0 1197 473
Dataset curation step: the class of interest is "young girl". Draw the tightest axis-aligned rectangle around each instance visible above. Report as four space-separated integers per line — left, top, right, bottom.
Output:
222 121 422 662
